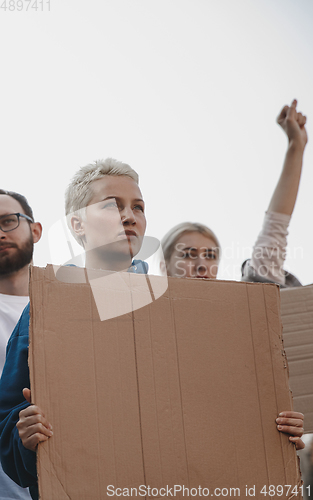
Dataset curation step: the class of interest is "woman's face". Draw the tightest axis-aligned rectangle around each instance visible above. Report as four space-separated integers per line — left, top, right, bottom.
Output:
166 231 219 279
72 175 146 270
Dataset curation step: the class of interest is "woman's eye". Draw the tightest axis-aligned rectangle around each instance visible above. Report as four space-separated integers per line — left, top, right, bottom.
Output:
182 252 197 259
103 201 118 209
206 251 216 260
134 205 144 212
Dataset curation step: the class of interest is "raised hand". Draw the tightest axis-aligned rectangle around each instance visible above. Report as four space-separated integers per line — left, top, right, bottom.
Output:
277 99 308 149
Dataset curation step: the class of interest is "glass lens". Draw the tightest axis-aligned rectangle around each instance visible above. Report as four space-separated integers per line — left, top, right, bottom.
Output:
0 214 19 232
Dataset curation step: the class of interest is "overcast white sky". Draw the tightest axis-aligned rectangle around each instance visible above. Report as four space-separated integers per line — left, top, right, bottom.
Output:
1 0 313 284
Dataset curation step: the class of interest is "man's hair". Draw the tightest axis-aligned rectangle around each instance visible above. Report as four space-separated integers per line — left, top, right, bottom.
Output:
0 189 34 220
161 221 222 265
65 158 139 216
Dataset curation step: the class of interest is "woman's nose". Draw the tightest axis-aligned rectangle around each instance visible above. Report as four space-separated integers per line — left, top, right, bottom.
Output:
196 264 207 275
194 257 208 276
121 207 136 225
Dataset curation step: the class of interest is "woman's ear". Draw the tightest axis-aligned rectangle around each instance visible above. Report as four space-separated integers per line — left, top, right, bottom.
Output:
160 260 167 276
71 215 86 244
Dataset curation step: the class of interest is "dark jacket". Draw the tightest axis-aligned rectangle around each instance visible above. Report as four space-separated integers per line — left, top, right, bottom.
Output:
0 304 38 499
241 259 302 288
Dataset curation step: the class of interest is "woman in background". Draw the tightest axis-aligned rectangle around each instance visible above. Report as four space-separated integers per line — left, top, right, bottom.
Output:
161 221 220 279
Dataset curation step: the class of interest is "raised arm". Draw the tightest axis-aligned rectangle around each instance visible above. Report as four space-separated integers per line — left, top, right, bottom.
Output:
242 100 307 286
268 99 307 215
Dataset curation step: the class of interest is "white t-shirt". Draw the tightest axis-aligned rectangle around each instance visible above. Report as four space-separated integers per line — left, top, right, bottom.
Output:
0 292 31 500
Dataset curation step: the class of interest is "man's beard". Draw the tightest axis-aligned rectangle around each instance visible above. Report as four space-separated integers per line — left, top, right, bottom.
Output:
0 235 34 276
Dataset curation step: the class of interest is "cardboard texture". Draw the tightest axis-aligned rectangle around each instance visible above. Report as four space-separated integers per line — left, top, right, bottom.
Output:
29 266 301 499
280 285 313 433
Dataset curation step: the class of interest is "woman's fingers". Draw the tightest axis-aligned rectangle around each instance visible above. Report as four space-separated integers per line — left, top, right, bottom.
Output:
17 404 53 452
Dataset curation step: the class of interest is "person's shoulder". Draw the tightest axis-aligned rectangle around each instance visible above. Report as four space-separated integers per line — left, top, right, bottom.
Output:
284 271 302 288
241 259 302 288
132 260 149 274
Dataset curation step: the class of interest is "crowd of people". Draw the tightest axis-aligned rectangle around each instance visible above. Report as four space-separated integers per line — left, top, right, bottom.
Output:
0 100 311 499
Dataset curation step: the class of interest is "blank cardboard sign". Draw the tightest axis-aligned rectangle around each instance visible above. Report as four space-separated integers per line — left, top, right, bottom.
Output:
29 266 301 500
280 285 313 433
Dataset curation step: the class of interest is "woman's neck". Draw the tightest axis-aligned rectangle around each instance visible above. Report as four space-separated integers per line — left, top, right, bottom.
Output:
85 252 133 273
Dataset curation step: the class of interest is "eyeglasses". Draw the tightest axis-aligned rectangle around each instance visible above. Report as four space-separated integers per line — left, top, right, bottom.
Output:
0 213 34 233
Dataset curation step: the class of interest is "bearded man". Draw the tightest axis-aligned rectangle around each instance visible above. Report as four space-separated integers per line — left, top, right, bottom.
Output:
0 190 42 500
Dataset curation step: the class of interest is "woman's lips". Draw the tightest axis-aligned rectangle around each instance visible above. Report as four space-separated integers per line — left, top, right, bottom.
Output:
118 230 137 238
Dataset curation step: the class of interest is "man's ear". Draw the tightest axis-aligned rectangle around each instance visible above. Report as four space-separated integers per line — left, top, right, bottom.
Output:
31 222 42 244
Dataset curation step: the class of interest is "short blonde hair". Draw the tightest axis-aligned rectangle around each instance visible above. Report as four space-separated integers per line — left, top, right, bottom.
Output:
65 158 139 216
65 158 139 245
161 222 221 265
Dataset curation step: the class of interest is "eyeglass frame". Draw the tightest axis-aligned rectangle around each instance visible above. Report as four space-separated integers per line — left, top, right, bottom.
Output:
0 212 34 233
